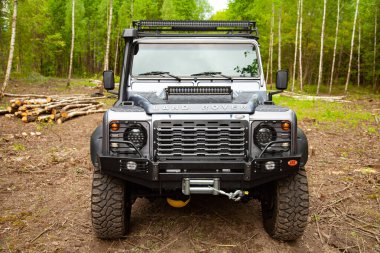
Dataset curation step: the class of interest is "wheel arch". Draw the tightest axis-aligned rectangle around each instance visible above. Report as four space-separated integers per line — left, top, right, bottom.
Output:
297 127 308 167
90 124 103 166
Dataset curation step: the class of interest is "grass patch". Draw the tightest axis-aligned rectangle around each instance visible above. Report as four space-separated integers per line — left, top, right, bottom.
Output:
273 96 375 127
12 143 26 151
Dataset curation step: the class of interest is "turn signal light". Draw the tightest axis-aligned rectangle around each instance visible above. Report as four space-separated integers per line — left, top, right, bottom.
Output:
281 121 291 131
288 160 298 167
110 121 120 131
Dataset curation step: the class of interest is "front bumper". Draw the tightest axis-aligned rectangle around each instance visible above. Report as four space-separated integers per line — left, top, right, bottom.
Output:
98 154 302 191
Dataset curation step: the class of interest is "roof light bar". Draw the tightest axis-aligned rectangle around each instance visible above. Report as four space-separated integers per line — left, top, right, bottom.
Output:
133 20 256 32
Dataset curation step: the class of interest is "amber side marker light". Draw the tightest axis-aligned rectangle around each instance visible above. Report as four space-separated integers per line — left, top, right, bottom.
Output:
288 160 298 167
281 121 291 131
110 121 120 131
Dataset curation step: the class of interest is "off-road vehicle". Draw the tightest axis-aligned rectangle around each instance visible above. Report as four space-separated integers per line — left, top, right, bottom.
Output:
90 20 309 241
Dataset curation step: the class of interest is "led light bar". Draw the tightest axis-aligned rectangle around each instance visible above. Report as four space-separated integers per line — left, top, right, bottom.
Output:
133 20 256 32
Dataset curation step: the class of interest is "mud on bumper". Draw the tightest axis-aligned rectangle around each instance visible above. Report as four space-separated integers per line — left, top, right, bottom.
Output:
98 154 302 191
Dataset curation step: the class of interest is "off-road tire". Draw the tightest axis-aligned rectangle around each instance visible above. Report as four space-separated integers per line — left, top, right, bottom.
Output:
261 169 309 241
91 165 131 239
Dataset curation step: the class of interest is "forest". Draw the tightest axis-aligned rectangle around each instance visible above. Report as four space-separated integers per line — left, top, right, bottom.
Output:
0 0 379 95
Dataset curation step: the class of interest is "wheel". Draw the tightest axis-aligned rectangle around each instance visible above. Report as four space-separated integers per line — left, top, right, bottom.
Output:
91 165 131 239
261 169 309 241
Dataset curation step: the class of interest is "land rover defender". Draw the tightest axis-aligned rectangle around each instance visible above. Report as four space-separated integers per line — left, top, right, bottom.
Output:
90 20 309 241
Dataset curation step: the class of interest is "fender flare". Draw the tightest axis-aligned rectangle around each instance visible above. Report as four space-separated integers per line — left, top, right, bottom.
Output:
90 125 103 166
297 127 309 167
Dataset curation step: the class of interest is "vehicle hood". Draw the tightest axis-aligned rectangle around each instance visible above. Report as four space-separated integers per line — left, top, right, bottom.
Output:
128 91 264 114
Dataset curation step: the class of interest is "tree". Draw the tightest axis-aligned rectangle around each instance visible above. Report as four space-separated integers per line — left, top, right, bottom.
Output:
373 8 378 90
67 0 75 87
345 0 360 93
1 0 18 97
266 2 275 86
104 0 113 71
316 0 327 95
278 5 282 70
292 0 301 92
329 0 341 94
298 0 304 91
358 22 361 86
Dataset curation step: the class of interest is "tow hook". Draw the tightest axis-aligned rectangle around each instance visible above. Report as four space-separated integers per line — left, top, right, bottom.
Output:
208 187 249 201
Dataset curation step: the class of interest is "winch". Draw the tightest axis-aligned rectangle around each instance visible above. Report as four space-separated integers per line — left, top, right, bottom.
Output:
182 178 248 201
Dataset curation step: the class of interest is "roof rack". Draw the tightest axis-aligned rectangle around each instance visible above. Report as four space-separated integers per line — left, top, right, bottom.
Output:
127 20 259 39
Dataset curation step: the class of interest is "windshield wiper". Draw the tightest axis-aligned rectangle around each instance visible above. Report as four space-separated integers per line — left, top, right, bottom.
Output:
191 71 232 81
138 71 181 81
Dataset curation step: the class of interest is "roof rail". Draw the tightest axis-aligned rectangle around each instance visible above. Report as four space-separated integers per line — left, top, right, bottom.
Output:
128 20 259 39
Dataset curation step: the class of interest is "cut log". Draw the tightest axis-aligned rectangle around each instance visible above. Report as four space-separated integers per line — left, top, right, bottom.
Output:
0 109 8 115
57 109 106 124
37 115 54 122
7 106 16 113
3 93 52 99
22 115 37 123
60 103 93 112
5 114 15 118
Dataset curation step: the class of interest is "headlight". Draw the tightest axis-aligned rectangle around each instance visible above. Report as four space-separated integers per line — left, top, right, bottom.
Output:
253 121 291 153
254 125 277 148
123 124 147 149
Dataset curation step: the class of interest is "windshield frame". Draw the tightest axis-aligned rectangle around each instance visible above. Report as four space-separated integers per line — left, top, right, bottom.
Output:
130 39 262 81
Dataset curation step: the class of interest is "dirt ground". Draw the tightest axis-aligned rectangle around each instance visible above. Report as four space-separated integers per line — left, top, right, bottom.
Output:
0 80 379 253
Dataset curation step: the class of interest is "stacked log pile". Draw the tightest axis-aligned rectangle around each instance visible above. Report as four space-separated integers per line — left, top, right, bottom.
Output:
1 94 106 124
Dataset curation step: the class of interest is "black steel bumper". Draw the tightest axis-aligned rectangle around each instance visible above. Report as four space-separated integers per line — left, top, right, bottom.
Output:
98 154 302 191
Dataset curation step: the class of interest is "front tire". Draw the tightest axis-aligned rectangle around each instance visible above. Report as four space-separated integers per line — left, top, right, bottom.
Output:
91 165 131 239
261 169 309 241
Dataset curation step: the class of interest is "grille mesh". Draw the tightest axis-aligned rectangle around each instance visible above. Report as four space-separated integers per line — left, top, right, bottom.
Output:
154 120 248 159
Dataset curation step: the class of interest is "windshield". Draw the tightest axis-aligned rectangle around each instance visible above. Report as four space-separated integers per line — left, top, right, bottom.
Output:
131 43 260 78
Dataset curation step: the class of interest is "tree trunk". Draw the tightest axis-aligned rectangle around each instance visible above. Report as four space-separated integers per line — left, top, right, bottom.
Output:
278 6 282 70
329 0 341 94
101 0 113 95
373 8 378 90
270 2 275 87
357 22 361 87
67 0 75 87
291 0 301 92
114 29 120 74
104 0 113 71
299 0 304 91
1 0 18 97
266 3 275 87
316 0 327 95
345 0 360 93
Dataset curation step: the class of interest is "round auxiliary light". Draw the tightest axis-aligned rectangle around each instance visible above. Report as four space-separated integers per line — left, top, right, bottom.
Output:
126 161 137 171
110 121 120 131
254 125 277 148
288 160 298 167
124 124 147 149
281 121 291 131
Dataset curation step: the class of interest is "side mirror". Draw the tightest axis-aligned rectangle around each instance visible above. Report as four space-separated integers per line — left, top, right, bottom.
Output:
276 70 288 90
103 70 115 90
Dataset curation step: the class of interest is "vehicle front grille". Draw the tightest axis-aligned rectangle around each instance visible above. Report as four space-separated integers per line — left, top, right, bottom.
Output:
154 120 248 160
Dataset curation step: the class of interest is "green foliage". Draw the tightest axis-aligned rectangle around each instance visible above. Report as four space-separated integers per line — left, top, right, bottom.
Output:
0 0 378 94
0 0 210 79
12 143 26 151
216 0 380 93
273 96 375 128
